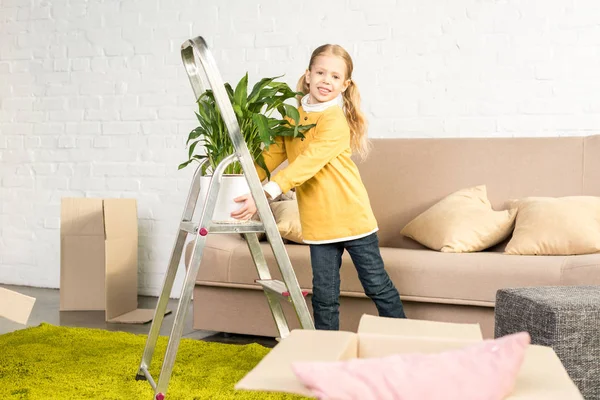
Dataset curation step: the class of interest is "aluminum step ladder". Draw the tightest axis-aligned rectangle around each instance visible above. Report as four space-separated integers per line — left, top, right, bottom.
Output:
135 36 315 400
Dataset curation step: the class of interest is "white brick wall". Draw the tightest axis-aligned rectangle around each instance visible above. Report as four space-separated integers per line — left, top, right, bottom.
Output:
2 0 600 297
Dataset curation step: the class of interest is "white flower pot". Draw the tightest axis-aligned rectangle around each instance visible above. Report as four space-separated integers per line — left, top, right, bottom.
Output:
198 175 251 222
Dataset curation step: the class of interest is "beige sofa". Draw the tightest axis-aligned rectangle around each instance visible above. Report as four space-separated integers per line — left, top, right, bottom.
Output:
185 134 600 339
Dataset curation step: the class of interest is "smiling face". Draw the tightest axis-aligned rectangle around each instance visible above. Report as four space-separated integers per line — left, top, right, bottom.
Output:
304 54 351 104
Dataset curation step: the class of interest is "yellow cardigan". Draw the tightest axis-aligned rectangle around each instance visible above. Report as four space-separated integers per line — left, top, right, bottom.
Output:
256 105 378 243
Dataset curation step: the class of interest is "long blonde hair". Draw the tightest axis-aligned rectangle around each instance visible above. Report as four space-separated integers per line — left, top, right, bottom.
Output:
296 44 371 161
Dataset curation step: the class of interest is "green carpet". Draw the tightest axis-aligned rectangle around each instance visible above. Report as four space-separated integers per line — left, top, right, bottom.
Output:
0 323 308 400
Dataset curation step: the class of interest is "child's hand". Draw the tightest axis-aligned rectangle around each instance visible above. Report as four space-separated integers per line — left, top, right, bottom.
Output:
231 194 257 220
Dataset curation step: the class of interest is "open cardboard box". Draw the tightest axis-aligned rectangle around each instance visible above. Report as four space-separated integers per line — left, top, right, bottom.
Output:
60 198 168 323
236 315 583 399
0 287 36 325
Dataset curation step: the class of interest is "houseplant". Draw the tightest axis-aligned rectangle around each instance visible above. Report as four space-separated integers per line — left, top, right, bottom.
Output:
179 73 314 221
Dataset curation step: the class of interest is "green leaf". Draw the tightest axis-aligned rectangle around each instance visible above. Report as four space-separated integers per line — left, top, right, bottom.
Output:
283 104 300 124
276 105 286 119
195 110 205 125
255 153 270 180
233 104 243 119
178 154 207 170
264 97 285 113
186 127 203 146
252 113 272 146
233 72 248 111
268 118 285 128
197 101 211 122
188 140 201 159
178 160 193 170
248 76 280 104
271 125 296 137
252 89 281 112
224 83 234 102
271 122 311 139
297 122 316 133
268 83 298 99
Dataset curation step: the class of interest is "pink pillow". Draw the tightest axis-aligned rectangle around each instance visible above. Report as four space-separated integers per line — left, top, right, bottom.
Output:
291 332 530 400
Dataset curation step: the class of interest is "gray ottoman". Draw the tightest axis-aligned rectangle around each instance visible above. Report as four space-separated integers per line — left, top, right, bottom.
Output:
495 286 600 400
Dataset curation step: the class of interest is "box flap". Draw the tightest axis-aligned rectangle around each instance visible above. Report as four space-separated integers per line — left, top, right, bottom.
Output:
104 237 138 321
60 198 104 236
235 329 357 396
103 199 137 239
107 308 171 324
358 314 483 340
0 288 36 324
508 345 584 399
359 333 480 358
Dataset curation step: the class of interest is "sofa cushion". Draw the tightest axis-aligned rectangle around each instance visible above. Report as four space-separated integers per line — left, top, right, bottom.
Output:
378 248 596 305
400 185 517 253
186 235 600 306
505 196 600 255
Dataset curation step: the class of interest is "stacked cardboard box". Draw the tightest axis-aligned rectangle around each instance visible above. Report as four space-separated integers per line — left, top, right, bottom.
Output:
60 198 159 323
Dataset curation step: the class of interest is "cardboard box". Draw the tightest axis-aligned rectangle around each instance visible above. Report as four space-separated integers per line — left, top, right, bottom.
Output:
60 198 164 323
0 287 36 324
236 315 583 399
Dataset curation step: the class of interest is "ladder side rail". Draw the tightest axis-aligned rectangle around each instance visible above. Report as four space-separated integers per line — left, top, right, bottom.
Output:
181 41 209 101
187 37 314 330
154 154 237 396
137 160 207 378
243 233 290 338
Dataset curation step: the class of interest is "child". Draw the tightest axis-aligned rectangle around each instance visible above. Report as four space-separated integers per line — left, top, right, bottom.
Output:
231 44 406 330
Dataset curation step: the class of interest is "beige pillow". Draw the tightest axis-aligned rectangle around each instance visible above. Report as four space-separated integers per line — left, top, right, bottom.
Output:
505 196 600 255
250 190 296 242
270 199 304 244
400 185 517 253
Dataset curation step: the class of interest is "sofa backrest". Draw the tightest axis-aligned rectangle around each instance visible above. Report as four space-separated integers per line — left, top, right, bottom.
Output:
357 134 600 248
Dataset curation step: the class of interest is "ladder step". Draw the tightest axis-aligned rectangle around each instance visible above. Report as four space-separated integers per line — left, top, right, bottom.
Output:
256 279 309 300
180 220 265 234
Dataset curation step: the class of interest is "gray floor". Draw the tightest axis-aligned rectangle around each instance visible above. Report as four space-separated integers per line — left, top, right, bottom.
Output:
0 284 278 348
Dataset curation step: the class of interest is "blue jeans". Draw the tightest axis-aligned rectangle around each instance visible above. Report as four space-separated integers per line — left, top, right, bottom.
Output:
309 232 406 330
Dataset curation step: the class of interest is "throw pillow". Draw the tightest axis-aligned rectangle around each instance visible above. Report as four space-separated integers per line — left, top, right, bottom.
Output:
270 199 303 244
248 190 297 242
505 196 600 255
400 185 517 252
292 331 531 400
